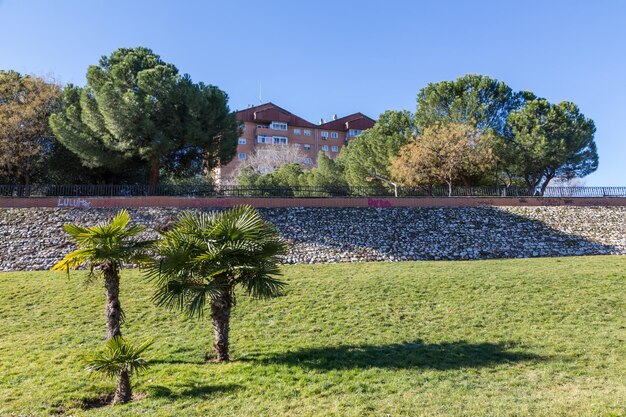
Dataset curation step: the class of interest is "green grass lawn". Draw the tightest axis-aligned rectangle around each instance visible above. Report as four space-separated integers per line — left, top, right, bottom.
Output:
0 257 625 417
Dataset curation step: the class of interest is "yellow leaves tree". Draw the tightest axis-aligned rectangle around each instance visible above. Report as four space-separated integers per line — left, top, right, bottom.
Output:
389 123 497 196
0 71 61 185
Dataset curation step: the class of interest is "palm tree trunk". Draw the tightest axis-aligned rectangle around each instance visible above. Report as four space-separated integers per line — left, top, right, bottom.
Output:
103 264 123 340
112 369 132 404
210 291 233 362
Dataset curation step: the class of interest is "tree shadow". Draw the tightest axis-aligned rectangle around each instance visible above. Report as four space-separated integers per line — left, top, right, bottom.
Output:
151 358 207 365
252 340 543 371
147 383 240 400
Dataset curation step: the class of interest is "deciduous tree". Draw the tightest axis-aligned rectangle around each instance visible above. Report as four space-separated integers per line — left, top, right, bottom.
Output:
0 71 61 185
389 123 497 196
238 144 307 176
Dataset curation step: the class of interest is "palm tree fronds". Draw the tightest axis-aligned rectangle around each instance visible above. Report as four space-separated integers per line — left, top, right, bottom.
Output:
152 276 225 317
51 210 152 274
238 262 287 299
51 248 97 273
85 336 153 378
151 206 287 316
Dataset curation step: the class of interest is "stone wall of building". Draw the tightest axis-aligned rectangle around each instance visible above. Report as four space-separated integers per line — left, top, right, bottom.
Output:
0 207 624 271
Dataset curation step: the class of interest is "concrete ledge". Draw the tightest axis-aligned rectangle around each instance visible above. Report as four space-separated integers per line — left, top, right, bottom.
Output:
1 196 625 208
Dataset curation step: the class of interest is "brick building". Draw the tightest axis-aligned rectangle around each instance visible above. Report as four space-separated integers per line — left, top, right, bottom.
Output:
217 102 375 183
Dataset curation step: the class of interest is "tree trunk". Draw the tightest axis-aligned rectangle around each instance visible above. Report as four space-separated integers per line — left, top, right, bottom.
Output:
210 291 233 362
539 173 555 196
103 264 123 340
112 369 132 404
524 175 534 196
23 173 31 197
149 162 159 195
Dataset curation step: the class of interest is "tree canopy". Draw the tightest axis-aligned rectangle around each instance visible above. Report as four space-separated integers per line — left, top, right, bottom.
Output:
0 71 62 184
504 99 598 194
237 152 347 193
49 47 239 190
148 206 287 362
414 74 532 136
339 110 414 187
389 123 497 196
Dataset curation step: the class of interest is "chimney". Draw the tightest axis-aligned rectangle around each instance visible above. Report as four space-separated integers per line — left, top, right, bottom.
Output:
332 114 338 120
319 118 325 124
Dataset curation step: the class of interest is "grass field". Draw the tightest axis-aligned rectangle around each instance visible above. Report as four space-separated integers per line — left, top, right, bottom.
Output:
0 257 625 416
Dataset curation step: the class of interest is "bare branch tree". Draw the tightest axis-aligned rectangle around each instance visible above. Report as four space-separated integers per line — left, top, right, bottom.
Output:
237 145 308 176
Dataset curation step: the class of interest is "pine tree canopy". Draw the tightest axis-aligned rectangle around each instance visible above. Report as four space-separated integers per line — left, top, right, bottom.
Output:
49 47 239 188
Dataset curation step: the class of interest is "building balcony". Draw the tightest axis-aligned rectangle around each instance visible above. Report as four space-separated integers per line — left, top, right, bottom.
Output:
256 126 289 134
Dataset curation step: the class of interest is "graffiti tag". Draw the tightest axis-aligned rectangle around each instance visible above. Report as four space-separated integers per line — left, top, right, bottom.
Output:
367 198 392 208
57 198 91 208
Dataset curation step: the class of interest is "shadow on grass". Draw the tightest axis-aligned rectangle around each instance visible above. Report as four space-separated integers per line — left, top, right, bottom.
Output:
147 383 240 400
151 358 207 365
253 340 542 370
54 392 146 413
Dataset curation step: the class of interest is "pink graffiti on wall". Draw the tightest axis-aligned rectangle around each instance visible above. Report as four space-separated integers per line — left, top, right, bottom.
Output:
367 198 392 208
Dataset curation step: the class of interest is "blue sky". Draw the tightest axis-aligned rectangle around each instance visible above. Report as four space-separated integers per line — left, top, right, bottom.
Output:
1 0 624 185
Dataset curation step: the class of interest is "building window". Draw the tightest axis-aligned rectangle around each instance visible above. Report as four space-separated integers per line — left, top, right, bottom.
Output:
303 129 311 136
321 131 328 138
238 138 246 145
258 124 268 129
270 121 288 130
330 132 338 139
272 136 288 144
348 129 363 137
238 153 247 160
322 145 329 151
304 144 311 150
304 157 312 164
257 135 270 144
294 143 301 148
332 146 339 152
293 128 301 135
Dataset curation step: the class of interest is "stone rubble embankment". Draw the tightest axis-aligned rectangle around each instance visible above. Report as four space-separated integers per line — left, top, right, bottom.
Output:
0 206 624 272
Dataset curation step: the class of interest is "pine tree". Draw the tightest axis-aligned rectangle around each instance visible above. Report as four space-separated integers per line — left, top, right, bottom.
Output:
49 47 239 191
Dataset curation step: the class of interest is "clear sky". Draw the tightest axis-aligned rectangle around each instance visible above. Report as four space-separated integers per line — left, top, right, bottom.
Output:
1 0 624 185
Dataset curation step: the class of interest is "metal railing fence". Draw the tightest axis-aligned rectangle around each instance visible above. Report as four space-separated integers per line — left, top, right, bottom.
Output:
1 184 625 198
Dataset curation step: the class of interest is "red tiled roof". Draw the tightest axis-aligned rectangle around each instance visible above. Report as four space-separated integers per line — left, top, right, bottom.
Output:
234 102 317 128
319 113 376 131
234 103 375 131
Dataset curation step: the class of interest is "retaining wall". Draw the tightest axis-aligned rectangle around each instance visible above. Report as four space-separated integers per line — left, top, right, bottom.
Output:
1 206 624 272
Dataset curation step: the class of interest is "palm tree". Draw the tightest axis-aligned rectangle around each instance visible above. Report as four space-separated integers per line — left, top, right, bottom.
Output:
52 209 150 339
147 205 288 362
86 336 152 404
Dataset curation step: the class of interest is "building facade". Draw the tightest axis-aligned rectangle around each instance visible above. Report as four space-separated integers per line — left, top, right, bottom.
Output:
217 102 375 183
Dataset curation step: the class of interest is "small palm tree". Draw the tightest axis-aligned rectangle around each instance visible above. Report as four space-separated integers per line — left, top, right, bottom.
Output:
86 336 152 404
147 205 288 362
52 210 151 339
